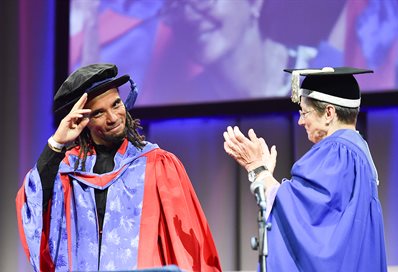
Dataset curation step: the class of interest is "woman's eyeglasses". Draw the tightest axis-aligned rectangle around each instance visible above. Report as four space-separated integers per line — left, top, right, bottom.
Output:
299 109 315 119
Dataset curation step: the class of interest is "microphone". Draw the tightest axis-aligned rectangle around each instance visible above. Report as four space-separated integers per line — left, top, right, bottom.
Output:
250 180 267 210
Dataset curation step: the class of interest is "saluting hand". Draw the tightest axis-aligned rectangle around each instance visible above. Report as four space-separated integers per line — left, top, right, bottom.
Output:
52 93 92 144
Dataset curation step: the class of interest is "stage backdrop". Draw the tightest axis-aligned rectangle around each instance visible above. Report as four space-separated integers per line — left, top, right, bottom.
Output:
2 0 397 271
70 0 398 106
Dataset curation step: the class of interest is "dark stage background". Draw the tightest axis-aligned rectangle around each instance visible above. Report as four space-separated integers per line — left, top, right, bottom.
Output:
1 0 398 271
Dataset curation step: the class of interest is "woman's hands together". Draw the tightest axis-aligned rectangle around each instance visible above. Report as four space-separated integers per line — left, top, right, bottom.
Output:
223 126 277 174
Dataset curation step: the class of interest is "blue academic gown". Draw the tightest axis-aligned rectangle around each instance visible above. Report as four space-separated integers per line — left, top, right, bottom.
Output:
266 129 387 272
16 140 221 272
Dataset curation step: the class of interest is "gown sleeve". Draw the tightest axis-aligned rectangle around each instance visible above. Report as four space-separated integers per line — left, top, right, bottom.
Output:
37 144 65 210
16 144 66 272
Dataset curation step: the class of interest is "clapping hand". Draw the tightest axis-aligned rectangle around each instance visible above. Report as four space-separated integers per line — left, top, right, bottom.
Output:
223 126 277 174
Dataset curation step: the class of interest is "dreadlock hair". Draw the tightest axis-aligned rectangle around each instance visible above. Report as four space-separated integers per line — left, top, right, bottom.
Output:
72 110 146 171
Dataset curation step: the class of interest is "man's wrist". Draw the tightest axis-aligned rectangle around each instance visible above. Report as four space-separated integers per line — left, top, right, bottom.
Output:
48 136 65 153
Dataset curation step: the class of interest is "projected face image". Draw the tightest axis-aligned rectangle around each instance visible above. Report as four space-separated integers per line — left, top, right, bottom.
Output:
164 0 260 65
70 0 398 106
158 0 293 100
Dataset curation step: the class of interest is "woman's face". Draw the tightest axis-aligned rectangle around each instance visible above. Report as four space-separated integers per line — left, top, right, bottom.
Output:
167 0 261 65
298 98 329 144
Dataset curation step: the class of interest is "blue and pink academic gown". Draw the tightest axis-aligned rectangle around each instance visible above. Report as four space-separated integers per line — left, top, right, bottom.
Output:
16 139 221 272
266 129 387 271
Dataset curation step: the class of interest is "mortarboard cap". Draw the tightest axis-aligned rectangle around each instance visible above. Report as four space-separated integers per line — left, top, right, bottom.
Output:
53 63 138 124
284 67 373 108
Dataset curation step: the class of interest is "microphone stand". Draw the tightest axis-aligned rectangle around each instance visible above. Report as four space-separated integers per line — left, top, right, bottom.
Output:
250 181 271 272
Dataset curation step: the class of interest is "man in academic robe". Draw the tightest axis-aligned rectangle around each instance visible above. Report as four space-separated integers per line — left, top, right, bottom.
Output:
16 63 221 272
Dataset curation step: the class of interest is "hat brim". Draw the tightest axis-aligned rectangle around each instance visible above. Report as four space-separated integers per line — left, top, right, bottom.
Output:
283 67 373 76
54 74 130 120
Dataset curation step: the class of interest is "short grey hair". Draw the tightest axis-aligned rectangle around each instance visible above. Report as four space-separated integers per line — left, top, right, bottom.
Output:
304 97 359 124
